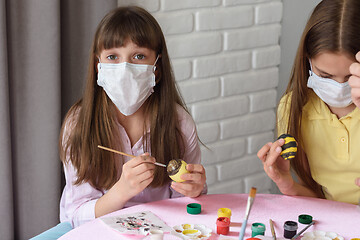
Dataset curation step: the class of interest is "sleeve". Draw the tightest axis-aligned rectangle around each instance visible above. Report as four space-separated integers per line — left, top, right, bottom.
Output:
60 162 102 227
170 106 208 198
59 110 103 228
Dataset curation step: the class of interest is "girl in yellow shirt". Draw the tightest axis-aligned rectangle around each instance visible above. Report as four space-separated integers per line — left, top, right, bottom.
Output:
257 0 360 205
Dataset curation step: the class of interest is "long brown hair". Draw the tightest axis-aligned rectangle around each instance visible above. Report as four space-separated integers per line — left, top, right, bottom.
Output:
59 6 188 190
280 0 360 198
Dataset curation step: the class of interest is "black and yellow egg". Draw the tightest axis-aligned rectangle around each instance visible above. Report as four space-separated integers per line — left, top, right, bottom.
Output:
277 134 297 160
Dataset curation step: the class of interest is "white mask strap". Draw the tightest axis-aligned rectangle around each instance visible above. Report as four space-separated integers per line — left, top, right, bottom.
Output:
98 57 102 69
309 59 313 76
153 55 160 72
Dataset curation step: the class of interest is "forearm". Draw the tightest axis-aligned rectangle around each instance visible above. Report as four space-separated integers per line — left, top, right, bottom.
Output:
95 182 129 218
278 179 319 198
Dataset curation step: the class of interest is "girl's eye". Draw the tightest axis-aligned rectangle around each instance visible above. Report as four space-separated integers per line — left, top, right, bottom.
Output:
320 74 331 79
106 55 118 60
134 54 145 60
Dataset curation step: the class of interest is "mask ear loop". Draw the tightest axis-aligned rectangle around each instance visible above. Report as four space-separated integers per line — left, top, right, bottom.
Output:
152 55 160 72
98 57 102 69
308 59 313 76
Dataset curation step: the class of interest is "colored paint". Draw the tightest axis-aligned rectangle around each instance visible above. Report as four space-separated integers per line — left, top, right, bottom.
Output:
283 221 298 239
251 223 266 237
216 217 230 235
183 229 199 235
218 208 232 220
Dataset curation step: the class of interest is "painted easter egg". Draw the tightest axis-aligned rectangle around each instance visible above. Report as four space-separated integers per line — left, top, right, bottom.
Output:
277 134 297 160
167 159 189 182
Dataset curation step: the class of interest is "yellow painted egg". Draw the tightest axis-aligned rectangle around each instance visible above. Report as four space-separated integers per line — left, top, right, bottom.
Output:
167 159 189 182
277 134 297 160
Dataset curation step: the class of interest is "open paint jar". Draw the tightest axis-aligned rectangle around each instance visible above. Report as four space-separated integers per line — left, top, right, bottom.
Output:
251 223 266 237
217 208 232 220
216 217 230 235
283 221 298 239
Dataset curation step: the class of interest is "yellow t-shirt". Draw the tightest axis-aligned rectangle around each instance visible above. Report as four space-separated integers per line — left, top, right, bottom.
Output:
278 91 360 205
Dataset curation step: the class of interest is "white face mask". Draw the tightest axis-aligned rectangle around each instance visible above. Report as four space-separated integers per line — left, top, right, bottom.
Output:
307 61 352 108
97 56 158 116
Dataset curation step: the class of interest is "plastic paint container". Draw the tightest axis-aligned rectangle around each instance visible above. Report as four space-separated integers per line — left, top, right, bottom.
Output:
216 217 230 235
298 214 313 224
217 208 232 220
283 221 298 239
186 203 201 214
251 223 266 237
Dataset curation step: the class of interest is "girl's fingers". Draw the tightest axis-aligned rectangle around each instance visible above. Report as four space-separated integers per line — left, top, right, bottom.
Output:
257 142 272 162
185 164 205 174
264 139 284 167
172 182 192 192
356 51 360 62
124 153 155 169
349 76 360 88
351 88 360 99
180 172 204 182
349 65 360 80
170 183 186 196
171 182 202 197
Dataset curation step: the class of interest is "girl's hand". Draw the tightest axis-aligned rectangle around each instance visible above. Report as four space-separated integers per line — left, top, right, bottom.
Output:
349 51 360 109
257 138 295 193
171 164 206 198
117 153 156 200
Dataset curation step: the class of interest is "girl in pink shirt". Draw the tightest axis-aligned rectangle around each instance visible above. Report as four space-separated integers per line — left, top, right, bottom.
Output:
59 6 207 227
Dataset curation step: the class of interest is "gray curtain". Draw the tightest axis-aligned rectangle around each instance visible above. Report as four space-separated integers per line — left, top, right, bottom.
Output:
0 0 116 239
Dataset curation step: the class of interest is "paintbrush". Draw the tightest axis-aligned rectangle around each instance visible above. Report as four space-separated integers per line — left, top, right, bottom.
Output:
239 187 257 240
269 219 276 240
97 145 167 167
291 221 315 239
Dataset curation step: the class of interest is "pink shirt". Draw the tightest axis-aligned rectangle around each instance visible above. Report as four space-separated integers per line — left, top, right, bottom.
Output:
59 105 206 227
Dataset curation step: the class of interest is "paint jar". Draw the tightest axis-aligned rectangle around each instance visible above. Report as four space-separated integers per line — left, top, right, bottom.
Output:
187 203 202 215
283 221 298 239
217 208 232 220
251 223 266 237
298 214 313 224
149 229 164 240
216 217 230 235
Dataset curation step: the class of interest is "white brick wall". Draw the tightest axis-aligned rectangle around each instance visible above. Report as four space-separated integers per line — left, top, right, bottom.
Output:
118 0 282 194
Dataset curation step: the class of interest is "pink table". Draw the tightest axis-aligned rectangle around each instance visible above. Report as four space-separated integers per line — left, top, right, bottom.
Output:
59 194 360 240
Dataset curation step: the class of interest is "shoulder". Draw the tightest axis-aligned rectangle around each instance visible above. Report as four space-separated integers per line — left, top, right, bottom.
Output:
61 105 81 143
176 104 196 135
175 104 201 163
64 106 80 130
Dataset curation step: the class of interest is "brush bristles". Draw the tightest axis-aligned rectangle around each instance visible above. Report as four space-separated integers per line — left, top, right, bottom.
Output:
249 187 257 198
